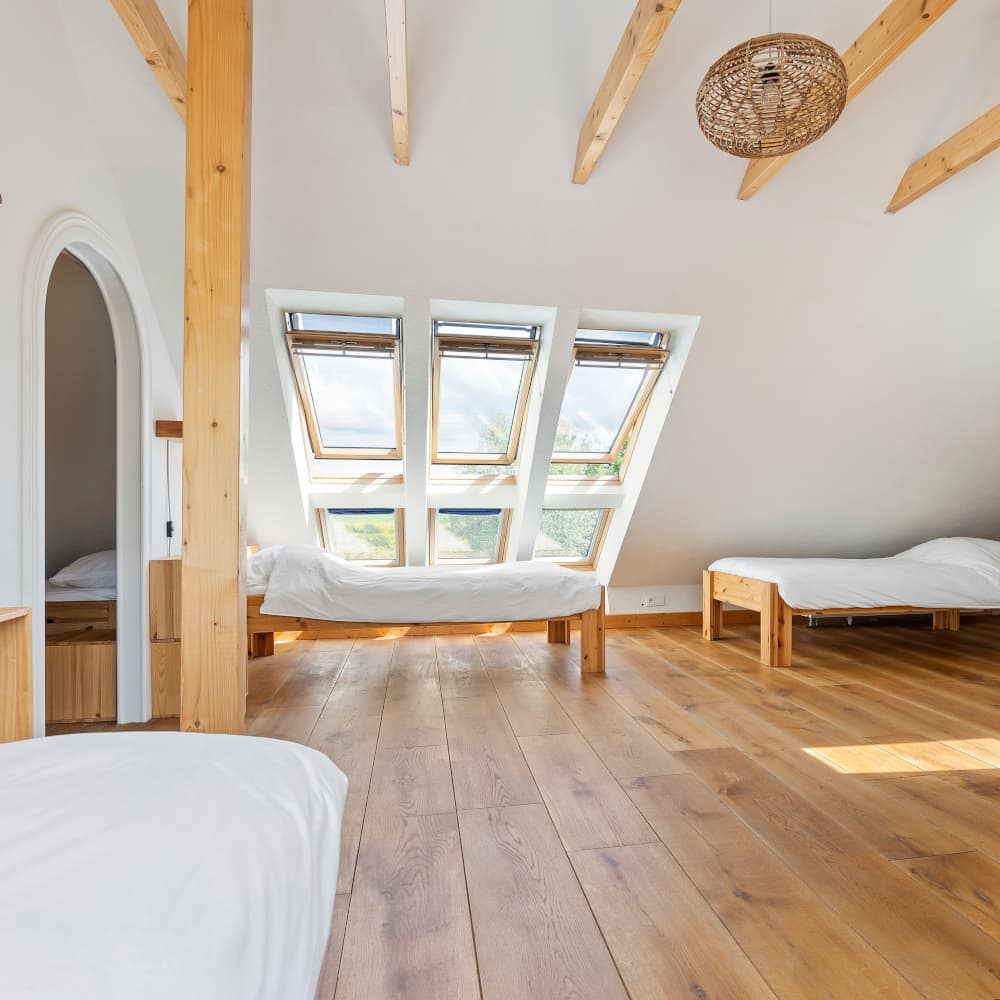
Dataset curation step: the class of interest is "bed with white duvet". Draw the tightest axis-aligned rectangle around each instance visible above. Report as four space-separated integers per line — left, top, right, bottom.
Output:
0 732 347 1000
709 537 1000 611
250 543 603 622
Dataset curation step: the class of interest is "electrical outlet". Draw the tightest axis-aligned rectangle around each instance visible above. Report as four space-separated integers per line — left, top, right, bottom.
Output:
641 594 666 608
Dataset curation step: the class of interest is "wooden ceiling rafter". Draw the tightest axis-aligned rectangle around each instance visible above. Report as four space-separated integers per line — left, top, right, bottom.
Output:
737 0 959 201
573 0 684 184
108 0 188 121
384 0 410 165
887 102 1000 212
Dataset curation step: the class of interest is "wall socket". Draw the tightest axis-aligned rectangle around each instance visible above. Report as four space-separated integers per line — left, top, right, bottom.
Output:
640 594 666 608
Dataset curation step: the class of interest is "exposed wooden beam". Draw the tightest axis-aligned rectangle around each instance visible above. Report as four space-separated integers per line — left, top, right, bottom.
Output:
738 0 958 200
181 0 253 735
384 0 410 165
573 0 683 184
108 0 188 121
155 419 183 439
887 103 1000 212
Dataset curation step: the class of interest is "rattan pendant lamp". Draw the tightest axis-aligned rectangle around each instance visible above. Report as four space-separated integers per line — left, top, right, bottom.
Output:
696 3 847 158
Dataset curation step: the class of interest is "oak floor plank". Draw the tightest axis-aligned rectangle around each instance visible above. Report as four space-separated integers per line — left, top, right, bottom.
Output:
247 704 322 743
308 683 386 895
366 745 456 819
315 893 351 999
536 673 685 779
518 733 657 851
624 773 922 1000
435 634 495 699
459 804 628 1000
378 640 446 749
474 633 538 684
443 694 541 809
572 842 778 1000
336 813 479 1000
492 679 576 736
682 747 1000 998
896 851 1000 942
592 667 731 751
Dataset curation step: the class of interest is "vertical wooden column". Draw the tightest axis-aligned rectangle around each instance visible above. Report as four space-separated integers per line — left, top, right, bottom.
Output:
0 609 32 743
181 0 253 734
702 570 723 640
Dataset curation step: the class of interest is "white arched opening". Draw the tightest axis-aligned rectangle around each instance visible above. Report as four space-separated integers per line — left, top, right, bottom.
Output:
22 212 152 734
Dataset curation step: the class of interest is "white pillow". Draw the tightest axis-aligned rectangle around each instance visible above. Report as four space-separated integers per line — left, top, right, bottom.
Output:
247 546 284 592
50 550 117 589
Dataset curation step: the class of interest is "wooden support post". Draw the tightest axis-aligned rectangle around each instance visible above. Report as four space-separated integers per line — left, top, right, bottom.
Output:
547 619 571 645
760 583 792 667
702 570 723 640
0 608 32 743
580 588 606 674
180 0 253 735
249 632 275 659
932 610 961 632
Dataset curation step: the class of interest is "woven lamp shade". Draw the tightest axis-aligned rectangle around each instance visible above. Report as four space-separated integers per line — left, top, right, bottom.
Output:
696 33 848 158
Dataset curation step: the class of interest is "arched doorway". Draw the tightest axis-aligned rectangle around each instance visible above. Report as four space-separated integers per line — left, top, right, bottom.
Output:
22 213 150 733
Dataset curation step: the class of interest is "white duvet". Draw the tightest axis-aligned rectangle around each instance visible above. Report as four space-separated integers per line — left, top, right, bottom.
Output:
710 537 1000 611
46 582 117 602
255 544 603 622
0 732 347 1000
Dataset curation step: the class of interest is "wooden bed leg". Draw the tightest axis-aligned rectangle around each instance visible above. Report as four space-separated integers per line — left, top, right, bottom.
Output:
547 619 571 644
760 583 792 667
933 610 961 631
249 632 275 659
580 589 606 674
702 571 723 640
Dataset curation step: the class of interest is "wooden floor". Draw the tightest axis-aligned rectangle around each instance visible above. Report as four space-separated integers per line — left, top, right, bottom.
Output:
52 618 1000 998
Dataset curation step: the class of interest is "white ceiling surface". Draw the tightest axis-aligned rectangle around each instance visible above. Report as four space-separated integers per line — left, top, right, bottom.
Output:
69 0 1000 588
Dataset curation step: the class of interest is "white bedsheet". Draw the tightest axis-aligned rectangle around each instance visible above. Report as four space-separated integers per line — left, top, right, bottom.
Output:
710 537 1000 611
257 544 602 622
0 732 347 1000
46 581 117 602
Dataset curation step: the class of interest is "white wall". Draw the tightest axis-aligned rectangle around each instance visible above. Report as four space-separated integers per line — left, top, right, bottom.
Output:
0 1 181 609
45 253 117 577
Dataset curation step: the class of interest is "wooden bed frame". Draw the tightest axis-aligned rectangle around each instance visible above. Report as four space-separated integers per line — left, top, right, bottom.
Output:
246 587 607 674
702 570 963 667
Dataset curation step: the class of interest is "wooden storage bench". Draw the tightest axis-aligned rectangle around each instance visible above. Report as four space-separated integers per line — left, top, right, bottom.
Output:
45 628 116 723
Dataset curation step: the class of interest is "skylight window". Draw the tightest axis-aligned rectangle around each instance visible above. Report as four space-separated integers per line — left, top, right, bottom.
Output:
534 508 611 566
318 507 403 565
551 329 668 471
287 313 402 460
430 507 510 564
432 321 538 468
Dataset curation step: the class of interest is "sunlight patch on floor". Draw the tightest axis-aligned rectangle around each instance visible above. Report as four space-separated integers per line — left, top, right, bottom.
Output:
803 738 1000 774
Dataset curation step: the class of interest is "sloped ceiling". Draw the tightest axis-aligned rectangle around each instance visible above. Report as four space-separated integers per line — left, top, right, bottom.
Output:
66 0 1000 589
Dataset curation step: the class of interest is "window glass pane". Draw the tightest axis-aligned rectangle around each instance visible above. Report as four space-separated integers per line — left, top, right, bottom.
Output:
290 313 397 336
325 509 399 563
576 329 662 347
554 364 646 456
301 352 397 451
534 509 604 562
437 354 526 457
431 463 516 479
434 509 504 563
436 322 537 340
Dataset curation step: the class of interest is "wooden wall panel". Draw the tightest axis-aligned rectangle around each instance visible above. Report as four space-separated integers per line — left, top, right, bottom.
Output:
0 609 32 742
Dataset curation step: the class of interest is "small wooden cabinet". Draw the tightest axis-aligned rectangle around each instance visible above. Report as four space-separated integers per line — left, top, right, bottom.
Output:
45 630 116 723
149 558 181 717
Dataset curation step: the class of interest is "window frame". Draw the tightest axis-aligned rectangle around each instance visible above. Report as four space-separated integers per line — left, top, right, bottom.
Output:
550 335 668 467
316 507 405 567
286 315 404 462
430 321 539 467
428 507 512 565
533 507 612 569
